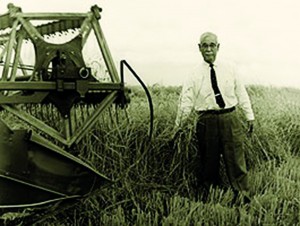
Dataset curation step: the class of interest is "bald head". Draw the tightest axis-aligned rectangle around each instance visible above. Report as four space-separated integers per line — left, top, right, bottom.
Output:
200 32 218 44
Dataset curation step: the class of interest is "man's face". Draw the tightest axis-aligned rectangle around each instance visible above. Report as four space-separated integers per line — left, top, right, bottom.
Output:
199 35 219 64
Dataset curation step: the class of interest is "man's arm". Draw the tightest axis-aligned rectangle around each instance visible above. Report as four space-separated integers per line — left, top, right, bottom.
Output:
175 79 194 128
234 68 255 134
234 67 255 121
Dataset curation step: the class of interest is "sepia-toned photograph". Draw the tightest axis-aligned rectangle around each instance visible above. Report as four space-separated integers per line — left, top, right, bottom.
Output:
0 0 299 225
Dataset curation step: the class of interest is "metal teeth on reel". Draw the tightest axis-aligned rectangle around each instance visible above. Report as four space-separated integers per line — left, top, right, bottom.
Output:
36 20 82 37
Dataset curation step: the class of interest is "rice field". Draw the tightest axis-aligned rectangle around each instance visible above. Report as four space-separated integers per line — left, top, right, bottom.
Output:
2 84 300 225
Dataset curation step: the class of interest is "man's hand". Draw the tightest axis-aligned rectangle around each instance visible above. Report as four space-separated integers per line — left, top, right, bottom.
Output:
168 127 184 149
247 120 254 136
171 127 183 141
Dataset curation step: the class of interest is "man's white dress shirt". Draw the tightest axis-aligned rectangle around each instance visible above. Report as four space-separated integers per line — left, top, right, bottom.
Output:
175 59 255 127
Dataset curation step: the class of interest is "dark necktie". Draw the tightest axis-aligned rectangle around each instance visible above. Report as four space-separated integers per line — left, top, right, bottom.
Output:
209 63 226 108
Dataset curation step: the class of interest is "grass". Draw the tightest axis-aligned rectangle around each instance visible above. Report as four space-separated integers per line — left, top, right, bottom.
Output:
2 84 300 225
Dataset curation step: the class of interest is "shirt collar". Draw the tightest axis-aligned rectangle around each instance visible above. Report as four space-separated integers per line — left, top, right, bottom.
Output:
202 59 219 68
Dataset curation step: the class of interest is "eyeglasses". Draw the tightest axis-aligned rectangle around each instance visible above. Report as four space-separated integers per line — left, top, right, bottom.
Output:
198 43 218 49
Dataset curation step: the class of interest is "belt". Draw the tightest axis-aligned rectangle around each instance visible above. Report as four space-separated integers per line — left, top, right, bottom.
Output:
198 106 236 115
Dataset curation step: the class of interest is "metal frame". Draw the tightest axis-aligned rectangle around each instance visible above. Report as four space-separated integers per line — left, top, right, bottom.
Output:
0 4 129 147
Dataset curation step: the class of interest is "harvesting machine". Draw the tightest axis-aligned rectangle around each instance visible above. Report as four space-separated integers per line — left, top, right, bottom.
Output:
0 3 152 219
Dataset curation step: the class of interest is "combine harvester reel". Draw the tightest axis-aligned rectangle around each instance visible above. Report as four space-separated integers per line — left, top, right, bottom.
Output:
0 3 137 215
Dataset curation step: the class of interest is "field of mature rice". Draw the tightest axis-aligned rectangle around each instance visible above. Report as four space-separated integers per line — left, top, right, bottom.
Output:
4 85 300 225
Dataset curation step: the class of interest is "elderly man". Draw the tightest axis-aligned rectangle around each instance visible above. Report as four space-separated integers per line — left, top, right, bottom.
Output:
175 32 255 203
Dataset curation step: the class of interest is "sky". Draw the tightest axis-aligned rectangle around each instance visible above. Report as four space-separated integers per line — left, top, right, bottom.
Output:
1 0 300 88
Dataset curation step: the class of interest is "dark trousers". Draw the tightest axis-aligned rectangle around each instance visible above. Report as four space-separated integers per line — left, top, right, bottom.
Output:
196 110 249 196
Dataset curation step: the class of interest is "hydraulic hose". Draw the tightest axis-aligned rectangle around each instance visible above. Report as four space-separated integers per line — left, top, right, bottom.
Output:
120 60 154 141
